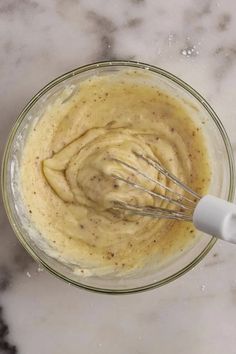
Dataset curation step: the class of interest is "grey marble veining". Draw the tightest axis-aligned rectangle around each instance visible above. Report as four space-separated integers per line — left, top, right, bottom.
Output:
0 0 236 353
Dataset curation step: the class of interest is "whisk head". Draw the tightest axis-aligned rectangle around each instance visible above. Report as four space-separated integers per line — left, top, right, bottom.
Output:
111 151 201 221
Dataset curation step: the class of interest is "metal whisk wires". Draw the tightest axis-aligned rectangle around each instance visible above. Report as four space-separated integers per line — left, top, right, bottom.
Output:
111 151 201 221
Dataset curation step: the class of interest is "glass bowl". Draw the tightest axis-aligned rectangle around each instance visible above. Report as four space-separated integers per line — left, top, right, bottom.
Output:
1 61 235 294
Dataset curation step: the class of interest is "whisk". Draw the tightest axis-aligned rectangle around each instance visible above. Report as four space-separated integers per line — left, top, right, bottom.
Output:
111 151 236 244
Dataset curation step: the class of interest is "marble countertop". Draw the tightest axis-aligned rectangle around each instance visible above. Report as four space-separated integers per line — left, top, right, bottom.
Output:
1 0 236 353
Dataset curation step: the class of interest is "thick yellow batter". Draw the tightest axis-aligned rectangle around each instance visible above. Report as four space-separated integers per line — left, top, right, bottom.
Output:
20 70 211 276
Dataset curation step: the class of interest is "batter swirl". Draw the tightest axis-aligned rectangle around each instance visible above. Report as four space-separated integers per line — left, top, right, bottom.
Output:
20 71 211 275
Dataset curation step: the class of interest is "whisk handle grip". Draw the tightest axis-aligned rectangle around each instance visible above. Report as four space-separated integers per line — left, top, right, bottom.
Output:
193 195 236 244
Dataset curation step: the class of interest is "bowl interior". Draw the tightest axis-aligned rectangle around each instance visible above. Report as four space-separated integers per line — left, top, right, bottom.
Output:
2 61 235 293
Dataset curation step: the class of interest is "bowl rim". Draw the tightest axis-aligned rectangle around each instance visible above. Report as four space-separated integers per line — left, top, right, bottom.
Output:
1 60 235 294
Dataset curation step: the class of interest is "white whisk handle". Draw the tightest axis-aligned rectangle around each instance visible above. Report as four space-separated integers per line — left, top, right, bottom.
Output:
193 195 236 244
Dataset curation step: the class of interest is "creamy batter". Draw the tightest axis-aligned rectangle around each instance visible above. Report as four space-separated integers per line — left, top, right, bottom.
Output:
20 70 211 276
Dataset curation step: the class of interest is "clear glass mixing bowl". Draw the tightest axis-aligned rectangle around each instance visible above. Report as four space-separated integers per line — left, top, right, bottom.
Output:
1 61 235 293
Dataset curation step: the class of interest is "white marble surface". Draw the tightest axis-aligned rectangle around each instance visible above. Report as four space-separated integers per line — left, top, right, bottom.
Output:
1 0 236 353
